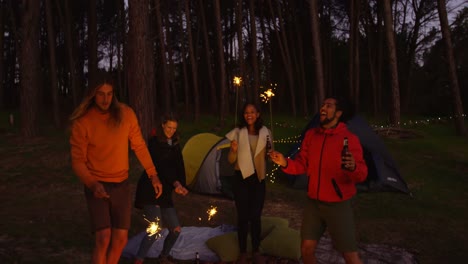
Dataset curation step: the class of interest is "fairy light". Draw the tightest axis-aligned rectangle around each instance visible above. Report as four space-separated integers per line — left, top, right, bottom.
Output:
265 113 468 184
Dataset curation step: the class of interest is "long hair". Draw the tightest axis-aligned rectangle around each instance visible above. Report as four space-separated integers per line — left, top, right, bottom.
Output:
237 102 264 133
69 73 122 127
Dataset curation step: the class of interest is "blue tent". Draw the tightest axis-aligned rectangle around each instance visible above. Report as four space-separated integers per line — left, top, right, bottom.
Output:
286 115 411 195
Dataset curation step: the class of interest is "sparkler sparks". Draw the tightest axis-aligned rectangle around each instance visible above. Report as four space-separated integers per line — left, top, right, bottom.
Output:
233 76 242 126
144 217 162 238
260 83 277 104
260 83 277 139
207 206 218 221
233 76 242 87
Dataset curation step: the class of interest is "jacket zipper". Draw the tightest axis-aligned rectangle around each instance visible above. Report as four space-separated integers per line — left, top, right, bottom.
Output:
316 135 327 200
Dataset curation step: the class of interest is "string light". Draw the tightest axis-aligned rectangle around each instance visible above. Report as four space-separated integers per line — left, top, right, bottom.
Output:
265 114 467 181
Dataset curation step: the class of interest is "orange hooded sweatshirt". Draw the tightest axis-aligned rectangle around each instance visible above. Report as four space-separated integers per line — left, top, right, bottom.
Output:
70 104 156 187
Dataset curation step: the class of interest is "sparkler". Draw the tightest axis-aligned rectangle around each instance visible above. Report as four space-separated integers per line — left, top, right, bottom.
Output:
233 76 242 126
260 83 277 139
144 217 162 239
207 206 218 221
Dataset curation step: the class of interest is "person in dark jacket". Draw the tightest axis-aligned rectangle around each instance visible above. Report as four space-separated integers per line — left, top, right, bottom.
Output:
269 96 368 264
133 114 188 264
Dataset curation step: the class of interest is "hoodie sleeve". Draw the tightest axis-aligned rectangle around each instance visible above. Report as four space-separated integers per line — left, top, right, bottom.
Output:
282 130 312 175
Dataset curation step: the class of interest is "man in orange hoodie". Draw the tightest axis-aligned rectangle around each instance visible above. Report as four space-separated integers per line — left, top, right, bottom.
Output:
70 73 162 264
270 96 367 264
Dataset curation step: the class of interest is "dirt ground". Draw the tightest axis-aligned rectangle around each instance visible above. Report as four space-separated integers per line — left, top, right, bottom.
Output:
0 132 305 263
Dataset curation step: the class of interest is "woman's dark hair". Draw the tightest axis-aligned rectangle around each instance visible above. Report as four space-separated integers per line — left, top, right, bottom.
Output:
328 95 355 123
156 112 180 142
237 102 264 132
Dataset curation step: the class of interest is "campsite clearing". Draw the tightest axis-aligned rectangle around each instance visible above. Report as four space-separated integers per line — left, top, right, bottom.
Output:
0 113 467 263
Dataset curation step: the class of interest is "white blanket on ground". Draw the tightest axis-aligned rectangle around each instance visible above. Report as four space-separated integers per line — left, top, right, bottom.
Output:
122 225 236 262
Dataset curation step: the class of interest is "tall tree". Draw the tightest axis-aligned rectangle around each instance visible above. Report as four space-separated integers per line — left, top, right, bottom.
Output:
45 0 61 128
235 0 247 102
55 0 80 107
248 0 260 106
19 0 41 137
88 0 98 87
127 0 156 139
0 1 4 109
363 0 384 116
383 0 401 127
436 0 466 135
349 0 361 110
309 0 325 106
199 0 218 112
154 0 170 113
185 0 200 121
267 0 297 116
214 0 227 126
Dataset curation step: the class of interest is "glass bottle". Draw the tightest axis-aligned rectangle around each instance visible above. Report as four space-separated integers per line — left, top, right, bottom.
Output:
341 137 348 170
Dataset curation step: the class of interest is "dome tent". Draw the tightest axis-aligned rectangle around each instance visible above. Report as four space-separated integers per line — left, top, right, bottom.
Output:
182 133 235 198
287 114 411 195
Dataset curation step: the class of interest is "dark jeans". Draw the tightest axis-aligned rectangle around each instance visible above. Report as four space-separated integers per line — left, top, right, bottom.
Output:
233 170 266 253
135 205 180 260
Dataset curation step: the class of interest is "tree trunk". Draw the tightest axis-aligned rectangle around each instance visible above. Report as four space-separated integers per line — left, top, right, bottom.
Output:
88 0 98 86
437 0 466 136
214 0 227 127
154 0 170 114
266 0 297 116
199 0 218 112
289 0 308 116
45 0 61 128
383 0 401 127
163 11 177 111
127 0 156 140
19 0 41 137
185 0 200 121
248 0 260 106
55 0 80 107
118 0 127 101
0 2 4 109
236 0 247 102
309 0 325 105
348 0 360 111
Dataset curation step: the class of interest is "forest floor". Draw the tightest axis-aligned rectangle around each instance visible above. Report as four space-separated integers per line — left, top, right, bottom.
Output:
1 115 467 263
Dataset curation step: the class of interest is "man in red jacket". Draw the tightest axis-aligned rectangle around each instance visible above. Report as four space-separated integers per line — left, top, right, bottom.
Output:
270 96 368 264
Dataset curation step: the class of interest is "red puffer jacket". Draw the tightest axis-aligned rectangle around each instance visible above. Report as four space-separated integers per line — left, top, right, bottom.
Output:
283 122 367 202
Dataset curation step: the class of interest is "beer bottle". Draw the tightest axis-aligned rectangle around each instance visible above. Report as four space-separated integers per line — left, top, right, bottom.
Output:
195 252 200 264
266 135 272 158
341 137 348 170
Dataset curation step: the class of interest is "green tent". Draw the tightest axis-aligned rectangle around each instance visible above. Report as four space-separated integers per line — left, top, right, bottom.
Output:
182 133 235 198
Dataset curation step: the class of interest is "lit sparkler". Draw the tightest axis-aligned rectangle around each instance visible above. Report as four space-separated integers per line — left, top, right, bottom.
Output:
207 206 218 221
233 76 242 126
260 83 277 140
144 217 162 238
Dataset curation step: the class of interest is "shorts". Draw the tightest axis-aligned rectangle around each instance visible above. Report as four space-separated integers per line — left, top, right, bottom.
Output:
301 198 358 252
84 180 131 232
